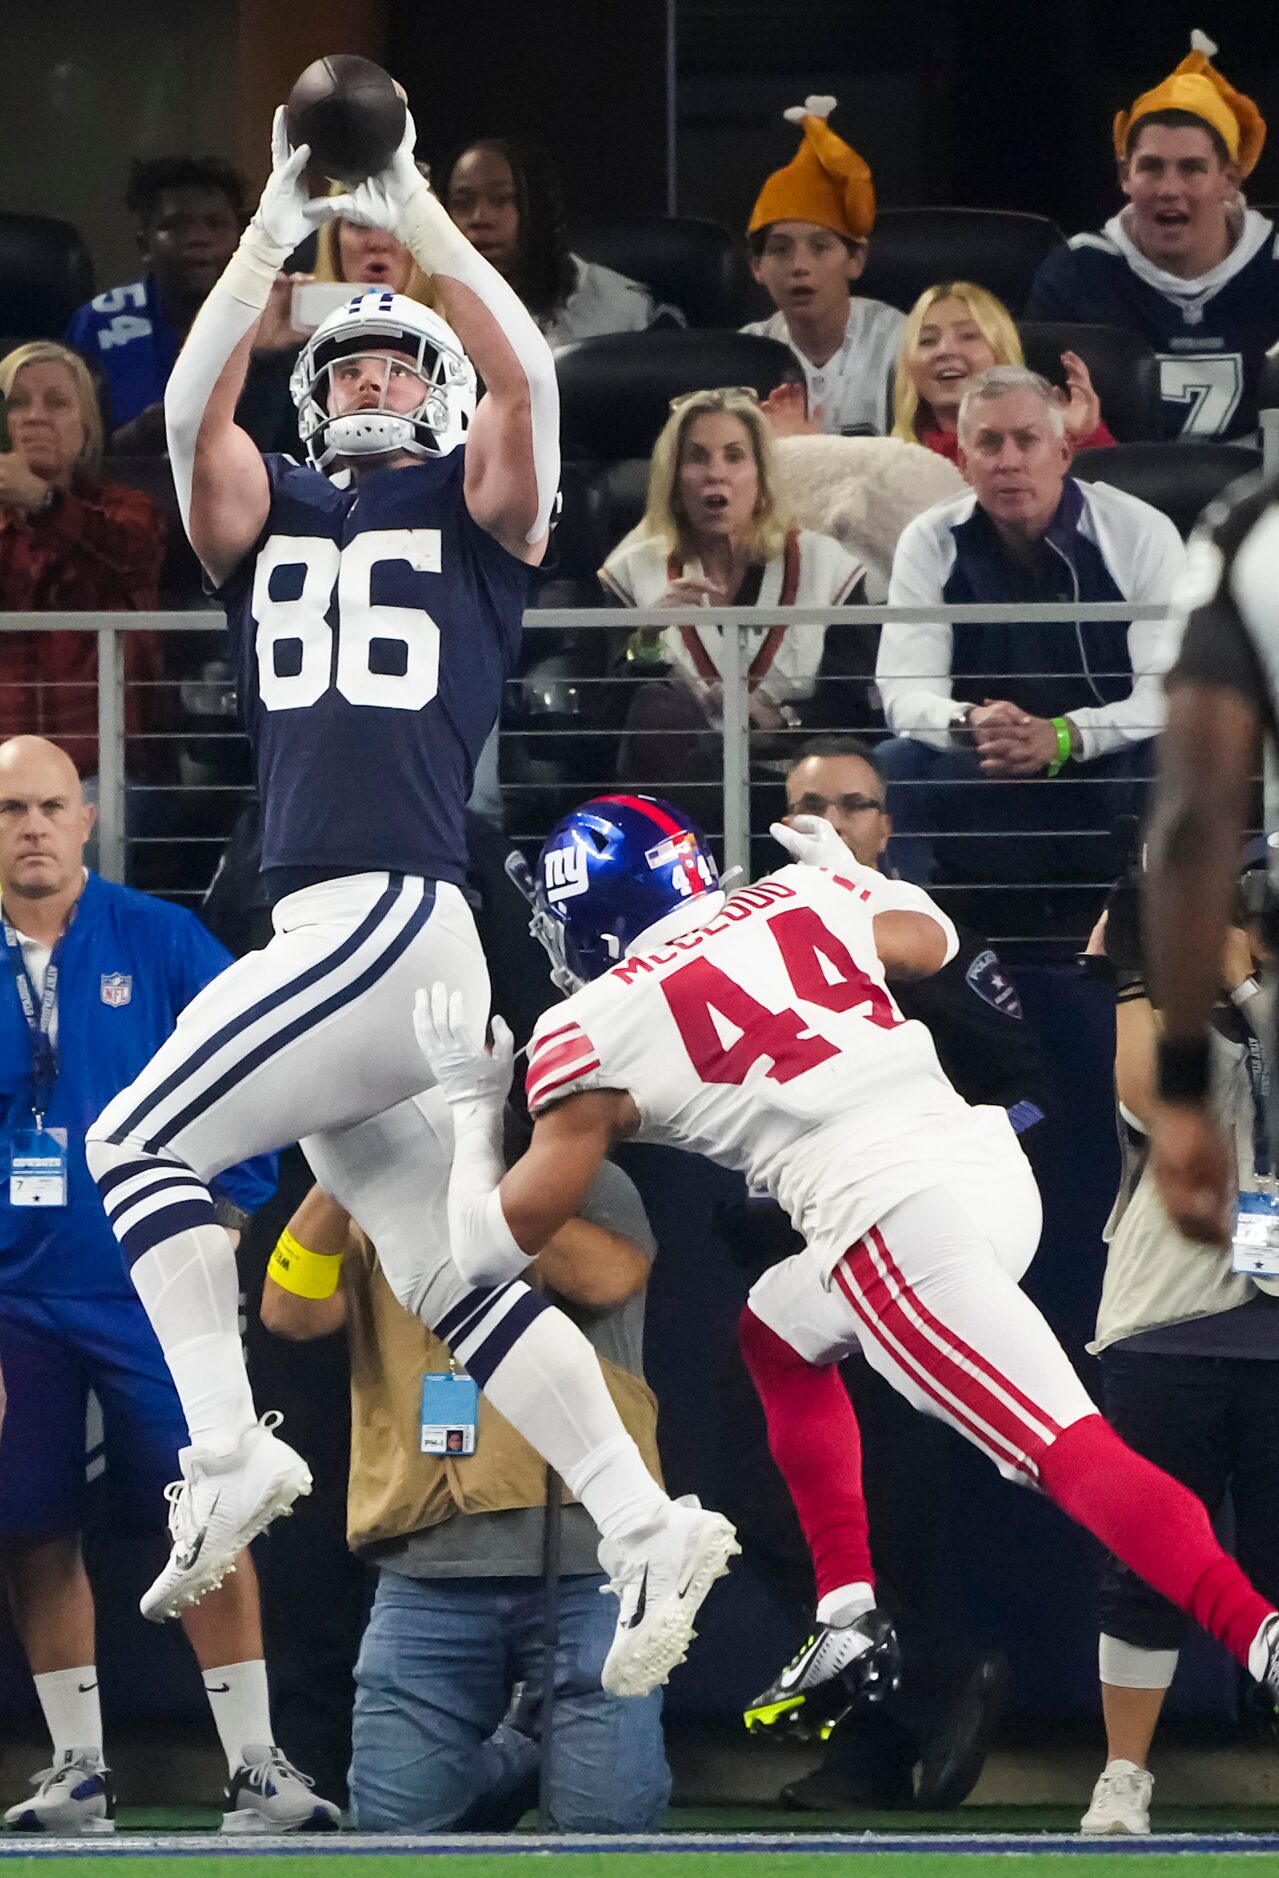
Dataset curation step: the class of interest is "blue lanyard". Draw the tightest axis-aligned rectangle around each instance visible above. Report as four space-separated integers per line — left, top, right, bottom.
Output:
2 915 65 1124
1235 1004 1271 1183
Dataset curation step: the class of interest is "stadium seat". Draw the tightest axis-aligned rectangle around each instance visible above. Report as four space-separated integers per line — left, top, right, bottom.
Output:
0 213 93 343
570 215 750 328
1019 321 1163 444
534 460 611 608
555 328 797 462
857 208 1066 317
1071 440 1262 538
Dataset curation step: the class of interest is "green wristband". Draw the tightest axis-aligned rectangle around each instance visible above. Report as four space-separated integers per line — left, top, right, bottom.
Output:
1046 716 1072 778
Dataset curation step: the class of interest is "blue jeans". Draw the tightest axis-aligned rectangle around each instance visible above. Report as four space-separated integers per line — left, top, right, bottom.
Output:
875 735 1153 888
349 1570 671 1832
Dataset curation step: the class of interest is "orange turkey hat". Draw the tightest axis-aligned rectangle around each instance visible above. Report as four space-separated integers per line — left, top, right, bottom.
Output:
1113 29 1265 175
748 96 876 243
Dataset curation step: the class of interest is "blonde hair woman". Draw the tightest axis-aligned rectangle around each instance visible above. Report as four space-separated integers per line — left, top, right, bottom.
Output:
601 386 865 793
312 174 437 307
891 281 1114 463
0 341 166 773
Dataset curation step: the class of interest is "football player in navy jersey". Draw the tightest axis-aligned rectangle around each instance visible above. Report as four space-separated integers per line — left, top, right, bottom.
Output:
1024 32 1277 442
83 104 737 1683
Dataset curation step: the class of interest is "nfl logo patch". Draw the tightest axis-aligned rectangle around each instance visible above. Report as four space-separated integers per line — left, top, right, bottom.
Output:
100 973 132 1008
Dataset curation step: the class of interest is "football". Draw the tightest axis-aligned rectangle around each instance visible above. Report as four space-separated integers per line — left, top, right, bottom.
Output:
285 54 406 185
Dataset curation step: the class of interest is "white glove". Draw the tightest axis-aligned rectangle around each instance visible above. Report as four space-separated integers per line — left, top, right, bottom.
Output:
769 814 855 870
247 108 333 256
326 109 471 273
414 984 514 1109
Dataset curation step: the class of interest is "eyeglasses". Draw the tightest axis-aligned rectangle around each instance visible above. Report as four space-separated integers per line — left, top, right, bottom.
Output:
788 792 885 818
668 386 761 414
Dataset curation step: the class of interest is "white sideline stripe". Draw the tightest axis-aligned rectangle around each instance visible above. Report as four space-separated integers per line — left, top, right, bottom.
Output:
1 1829 1278 1855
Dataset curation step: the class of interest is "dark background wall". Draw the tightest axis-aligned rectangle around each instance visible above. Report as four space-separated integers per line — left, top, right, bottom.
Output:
7 2 1276 294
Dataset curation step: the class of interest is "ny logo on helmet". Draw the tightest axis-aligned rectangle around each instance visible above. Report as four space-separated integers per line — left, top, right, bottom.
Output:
543 843 590 902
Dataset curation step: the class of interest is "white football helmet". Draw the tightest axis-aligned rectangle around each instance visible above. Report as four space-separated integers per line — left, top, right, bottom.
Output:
290 289 477 473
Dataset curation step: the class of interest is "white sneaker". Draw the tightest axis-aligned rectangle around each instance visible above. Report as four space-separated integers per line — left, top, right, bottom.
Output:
4 1750 115 1834
599 1494 740 1698
221 1746 340 1834
141 1412 312 1622
1080 1760 1153 1834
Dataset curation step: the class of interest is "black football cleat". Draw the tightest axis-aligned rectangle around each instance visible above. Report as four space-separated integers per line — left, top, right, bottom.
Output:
744 1606 902 1741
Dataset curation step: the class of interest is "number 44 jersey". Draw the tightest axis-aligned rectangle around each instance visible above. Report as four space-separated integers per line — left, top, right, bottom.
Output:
525 863 1025 1279
218 451 529 884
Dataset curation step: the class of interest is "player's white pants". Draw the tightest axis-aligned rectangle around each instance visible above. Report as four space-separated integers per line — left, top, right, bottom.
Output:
747 1162 1097 1487
91 873 484 1190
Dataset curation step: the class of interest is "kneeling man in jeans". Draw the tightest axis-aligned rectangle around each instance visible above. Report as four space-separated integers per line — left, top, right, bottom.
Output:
261 1092 670 1833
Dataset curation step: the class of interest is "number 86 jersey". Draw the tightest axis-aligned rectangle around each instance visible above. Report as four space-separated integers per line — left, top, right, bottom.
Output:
526 863 1026 1279
218 451 529 884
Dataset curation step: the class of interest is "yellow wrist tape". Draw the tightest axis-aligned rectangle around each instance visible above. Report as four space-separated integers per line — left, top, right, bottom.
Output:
268 1227 344 1301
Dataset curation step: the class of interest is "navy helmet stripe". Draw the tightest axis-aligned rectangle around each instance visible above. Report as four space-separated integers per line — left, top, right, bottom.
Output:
111 874 408 1143
140 883 437 1152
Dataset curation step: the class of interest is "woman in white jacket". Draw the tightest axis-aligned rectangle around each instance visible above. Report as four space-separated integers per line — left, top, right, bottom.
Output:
600 386 866 806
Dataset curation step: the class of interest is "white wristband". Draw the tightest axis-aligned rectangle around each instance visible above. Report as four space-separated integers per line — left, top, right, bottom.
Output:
1231 977 1261 1007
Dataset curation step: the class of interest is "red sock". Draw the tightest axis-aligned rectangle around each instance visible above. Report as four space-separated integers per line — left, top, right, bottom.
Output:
1039 1413 1275 1668
738 1305 874 1600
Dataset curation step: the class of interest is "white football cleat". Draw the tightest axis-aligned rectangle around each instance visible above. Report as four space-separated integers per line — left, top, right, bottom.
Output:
4 1750 115 1834
599 1494 740 1698
1080 1760 1153 1835
141 1412 312 1622
221 1746 340 1834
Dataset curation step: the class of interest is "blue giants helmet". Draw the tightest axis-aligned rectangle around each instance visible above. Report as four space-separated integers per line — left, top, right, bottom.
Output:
526 794 722 988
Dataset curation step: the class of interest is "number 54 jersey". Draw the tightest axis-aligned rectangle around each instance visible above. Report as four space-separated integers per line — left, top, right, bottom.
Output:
218 451 529 884
526 864 1027 1280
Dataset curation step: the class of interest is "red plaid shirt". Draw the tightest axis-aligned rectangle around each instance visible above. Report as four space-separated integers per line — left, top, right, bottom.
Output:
0 480 167 775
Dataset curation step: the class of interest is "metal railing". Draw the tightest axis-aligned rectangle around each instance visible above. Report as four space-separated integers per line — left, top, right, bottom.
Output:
0 602 1177 940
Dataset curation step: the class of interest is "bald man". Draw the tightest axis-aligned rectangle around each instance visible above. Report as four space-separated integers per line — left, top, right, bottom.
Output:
0 737 336 1835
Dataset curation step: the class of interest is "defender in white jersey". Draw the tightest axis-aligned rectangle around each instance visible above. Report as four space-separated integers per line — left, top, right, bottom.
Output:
417 793 1279 1716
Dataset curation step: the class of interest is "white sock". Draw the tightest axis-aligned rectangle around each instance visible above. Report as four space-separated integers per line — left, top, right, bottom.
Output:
479 1312 668 1545
816 1582 875 1625
203 1659 273 1774
131 1229 256 1454
33 1667 102 1761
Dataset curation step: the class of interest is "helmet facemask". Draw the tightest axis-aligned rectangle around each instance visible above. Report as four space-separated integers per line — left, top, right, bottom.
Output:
290 298 476 473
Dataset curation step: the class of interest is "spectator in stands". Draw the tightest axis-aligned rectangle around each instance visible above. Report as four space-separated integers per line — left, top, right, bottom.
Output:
260 1112 670 1834
1023 32 1276 441
1077 883 1279 1837
440 139 671 344
741 96 904 437
875 365 1183 896
0 735 335 1835
64 157 245 452
0 343 165 779
600 387 865 798
891 282 1115 462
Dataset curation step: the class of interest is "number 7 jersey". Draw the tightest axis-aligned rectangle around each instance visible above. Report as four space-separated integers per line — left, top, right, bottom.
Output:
526 863 1025 1277
218 451 529 884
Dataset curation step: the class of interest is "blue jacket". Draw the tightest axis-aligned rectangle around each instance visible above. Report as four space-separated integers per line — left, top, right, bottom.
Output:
0 874 276 1297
